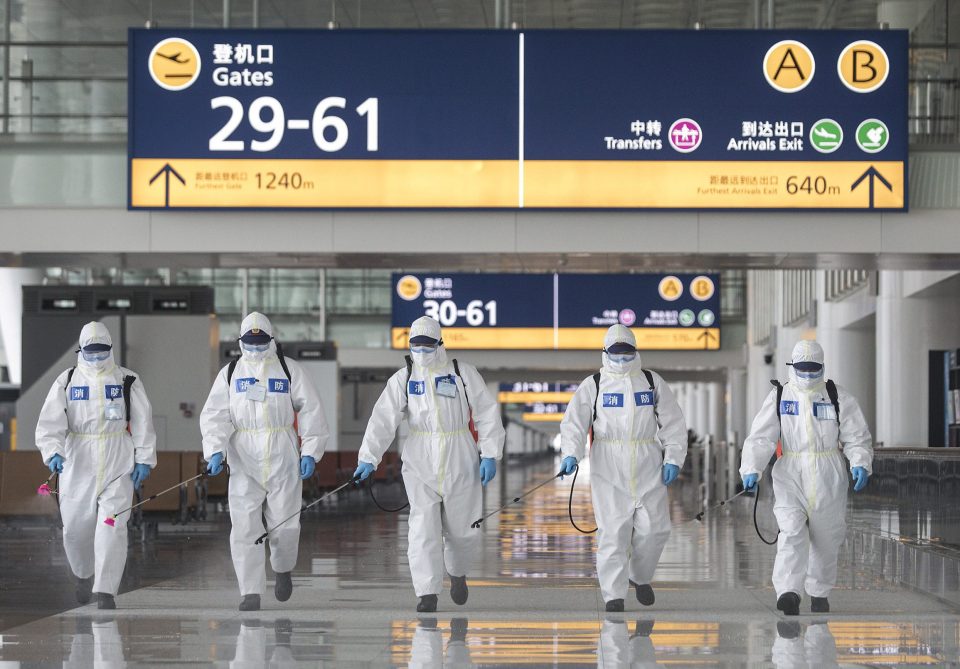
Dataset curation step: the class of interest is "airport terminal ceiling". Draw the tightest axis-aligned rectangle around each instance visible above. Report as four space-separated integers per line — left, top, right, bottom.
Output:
4 251 960 272
3 0 920 32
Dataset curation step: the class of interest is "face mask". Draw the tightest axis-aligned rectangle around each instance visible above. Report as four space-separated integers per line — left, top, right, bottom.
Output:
82 350 110 363
411 350 439 368
793 369 824 390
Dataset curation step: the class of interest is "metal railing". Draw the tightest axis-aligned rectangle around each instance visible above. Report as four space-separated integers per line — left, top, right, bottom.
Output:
782 269 815 327
749 270 777 346
825 269 871 302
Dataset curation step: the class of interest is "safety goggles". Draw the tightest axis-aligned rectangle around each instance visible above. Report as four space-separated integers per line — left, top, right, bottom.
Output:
82 350 111 362
790 361 823 373
607 352 637 363
241 342 271 353
410 344 439 354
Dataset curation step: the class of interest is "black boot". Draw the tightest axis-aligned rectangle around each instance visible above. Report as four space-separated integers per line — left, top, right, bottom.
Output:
275 618 293 647
417 594 438 613
605 599 624 612
776 592 801 616
632 582 655 606
274 571 293 602
631 620 655 638
76 576 94 605
777 621 801 639
811 596 830 613
450 618 469 643
450 575 469 605
239 594 261 611
96 593 116 610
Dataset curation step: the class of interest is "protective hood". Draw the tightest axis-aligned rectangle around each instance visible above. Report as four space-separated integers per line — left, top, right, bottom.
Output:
409 316 447 369
789 339 826 391
409 316 442 343
604 323 636 351
239 311 277 361
602 324 640 375
76 321 115 372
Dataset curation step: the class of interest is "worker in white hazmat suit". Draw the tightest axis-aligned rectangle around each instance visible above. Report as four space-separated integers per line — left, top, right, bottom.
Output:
740 339 873 616
35 321 157 610
560 324 687 612
354 316 505 613
200 312 330 611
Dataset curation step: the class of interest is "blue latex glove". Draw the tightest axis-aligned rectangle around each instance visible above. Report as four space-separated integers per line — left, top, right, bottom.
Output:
299 455 316 480
354 461 375 482
742 473 758 491
206 452 224 476
131 463 151 490
851 466 869 492
559 456 578 479
47 454 65 474
662 463 680 485
480 458 497 486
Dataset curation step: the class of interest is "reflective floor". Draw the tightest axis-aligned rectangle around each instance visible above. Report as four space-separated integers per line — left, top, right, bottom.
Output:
2 456 960 666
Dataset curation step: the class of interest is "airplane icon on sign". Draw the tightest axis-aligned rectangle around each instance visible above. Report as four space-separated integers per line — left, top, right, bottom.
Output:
157 51 191 65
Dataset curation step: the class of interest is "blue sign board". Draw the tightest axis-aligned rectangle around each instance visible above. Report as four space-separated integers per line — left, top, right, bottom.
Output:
129 29 906 210
392 273 720 350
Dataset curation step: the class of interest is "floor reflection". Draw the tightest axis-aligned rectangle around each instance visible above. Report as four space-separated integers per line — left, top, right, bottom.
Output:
2 456 960 666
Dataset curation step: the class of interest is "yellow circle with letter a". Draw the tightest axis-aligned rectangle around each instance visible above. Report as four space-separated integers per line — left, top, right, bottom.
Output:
396 275 423 301
690 276 715 302
149 37 201 91
837 40 889 93
763 40 815 93
658 276 683 302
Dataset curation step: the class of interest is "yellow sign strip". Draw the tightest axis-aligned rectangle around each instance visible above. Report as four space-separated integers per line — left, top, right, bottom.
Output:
392 327 719 350
498 391 575 404
522 412 564 422
525 160 904 209
130 158 519 208
392 326 555 350
557 327 720 350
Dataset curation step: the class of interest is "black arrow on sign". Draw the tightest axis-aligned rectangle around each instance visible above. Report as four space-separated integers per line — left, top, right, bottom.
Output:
850 165 892 209
149 163 186 208
698 330 718 350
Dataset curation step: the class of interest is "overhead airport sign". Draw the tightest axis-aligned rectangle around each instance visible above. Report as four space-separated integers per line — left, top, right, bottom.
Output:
391 273 721 350
129 29 905 210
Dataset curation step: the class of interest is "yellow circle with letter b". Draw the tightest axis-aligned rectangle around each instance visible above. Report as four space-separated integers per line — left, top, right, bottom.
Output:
837 40 888 93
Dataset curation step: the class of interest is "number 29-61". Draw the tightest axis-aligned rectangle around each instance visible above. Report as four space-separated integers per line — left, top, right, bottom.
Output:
209 96 378 153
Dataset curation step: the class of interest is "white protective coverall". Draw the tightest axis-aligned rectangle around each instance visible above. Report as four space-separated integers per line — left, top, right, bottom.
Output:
64 618 128 669
200 312 329 597
35 322 156 597
740 340 873 600
560 326 687 603
358 317 505 597
599 619 661 668
771 623 839 669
